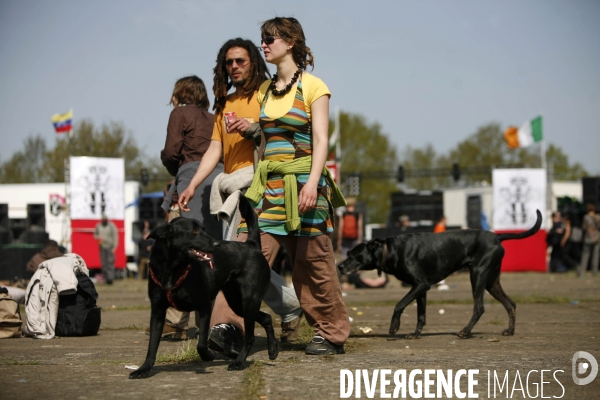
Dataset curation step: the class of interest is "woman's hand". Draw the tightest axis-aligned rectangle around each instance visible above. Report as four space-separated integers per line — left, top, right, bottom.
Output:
178 186 195 212
298 181 318 213
227 117 252 134
298 94 328 214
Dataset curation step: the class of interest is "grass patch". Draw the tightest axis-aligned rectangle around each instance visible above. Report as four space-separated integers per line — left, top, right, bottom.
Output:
100 324 146 331
510 295 581 304
0 356 39 366
155 339 200 364
102 305 151 312
89 359 139 365
344 338 367 353
295 318 315 345
346 296 600 308
282 355 302 364
486 317 503 325
241 361 265 400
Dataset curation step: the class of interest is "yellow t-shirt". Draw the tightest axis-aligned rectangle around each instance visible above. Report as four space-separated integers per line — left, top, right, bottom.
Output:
257 72 330 121
211 92 260 174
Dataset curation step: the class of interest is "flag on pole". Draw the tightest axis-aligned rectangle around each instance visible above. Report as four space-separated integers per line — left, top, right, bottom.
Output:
328 108 341 161
504 116 543 148
51 109 73 134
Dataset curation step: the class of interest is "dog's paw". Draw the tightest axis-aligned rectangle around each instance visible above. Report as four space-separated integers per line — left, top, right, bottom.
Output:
389 320 400 335
501 328 514 336
198 349 215 362
268 344 279 360
129 367 152 379
227 361 245 371
456 330 471 339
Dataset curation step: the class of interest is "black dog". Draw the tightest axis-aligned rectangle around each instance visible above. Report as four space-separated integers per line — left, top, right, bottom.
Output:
339 210 542 339
130 195 277 378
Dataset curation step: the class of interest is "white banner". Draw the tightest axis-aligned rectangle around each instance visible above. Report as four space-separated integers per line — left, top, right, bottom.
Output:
70 157 125 220
492 168 546 231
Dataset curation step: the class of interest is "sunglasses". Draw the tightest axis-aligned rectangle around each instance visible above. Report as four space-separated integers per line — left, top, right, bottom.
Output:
225 58 249 67
260 36 281 45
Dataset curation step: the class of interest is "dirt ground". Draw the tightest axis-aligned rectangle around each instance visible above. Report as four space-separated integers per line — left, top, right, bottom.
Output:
1 271 599 400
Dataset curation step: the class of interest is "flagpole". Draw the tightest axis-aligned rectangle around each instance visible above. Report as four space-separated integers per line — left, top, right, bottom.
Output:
62 108 73 250
335 107 341 163
540 139 546 169
539 112 545 169
539 112 551 221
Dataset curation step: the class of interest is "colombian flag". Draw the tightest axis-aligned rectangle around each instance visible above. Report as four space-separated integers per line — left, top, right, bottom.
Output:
51 109 73 134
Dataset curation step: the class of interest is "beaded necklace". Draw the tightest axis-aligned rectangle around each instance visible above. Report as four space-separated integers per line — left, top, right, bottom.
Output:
269 69 302 96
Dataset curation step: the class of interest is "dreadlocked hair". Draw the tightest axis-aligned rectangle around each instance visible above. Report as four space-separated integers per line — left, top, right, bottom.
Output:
213 38 270 116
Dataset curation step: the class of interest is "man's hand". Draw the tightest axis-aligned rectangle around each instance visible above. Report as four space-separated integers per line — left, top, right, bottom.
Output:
227 117 252 134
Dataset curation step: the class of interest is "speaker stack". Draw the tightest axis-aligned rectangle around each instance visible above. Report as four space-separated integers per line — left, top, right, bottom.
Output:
582 177 600 209
27 203 46 229
18 203 49 245
0 203 11 245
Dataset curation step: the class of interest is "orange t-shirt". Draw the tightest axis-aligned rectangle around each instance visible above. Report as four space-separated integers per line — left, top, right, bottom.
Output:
211 92 259 174
434 223 446 233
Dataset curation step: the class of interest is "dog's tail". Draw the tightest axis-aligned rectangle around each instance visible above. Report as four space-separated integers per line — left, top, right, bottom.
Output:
496 209 542 242
239 194 261 248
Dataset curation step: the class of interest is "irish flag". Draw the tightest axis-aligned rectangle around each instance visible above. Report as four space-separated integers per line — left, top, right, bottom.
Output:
504 116 543 148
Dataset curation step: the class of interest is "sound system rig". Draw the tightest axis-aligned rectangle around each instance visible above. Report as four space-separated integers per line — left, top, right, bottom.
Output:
0 203 48 280
582 177 600 209
0 203 10 245
388 190 444 228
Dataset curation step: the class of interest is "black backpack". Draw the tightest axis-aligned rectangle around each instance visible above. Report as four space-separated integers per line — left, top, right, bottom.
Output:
55 275 101 336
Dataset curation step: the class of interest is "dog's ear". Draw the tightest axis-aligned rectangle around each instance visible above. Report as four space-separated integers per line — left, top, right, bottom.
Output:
148 223 173 240
366 238 384 252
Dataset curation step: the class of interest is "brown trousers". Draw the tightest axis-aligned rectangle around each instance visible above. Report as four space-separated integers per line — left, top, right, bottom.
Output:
210 232 350 346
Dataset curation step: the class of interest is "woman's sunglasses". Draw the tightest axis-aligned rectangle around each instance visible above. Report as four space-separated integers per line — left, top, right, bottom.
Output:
260 36 281 45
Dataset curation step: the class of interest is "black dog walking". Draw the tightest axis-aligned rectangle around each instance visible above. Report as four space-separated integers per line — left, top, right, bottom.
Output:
339 210 542 340
130 196 277 378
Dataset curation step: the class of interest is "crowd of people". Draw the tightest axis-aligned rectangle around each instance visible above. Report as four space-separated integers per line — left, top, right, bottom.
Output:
547 203 600 277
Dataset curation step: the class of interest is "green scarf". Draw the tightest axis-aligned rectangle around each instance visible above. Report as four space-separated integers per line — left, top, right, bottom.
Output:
246 156 347 231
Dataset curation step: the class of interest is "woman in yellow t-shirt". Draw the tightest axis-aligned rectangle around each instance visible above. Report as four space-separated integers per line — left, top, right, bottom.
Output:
256 16 350 355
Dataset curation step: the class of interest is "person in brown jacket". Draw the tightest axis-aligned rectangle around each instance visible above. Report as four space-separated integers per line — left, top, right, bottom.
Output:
149 75 224 340
160 75 223 235
26 240 65 273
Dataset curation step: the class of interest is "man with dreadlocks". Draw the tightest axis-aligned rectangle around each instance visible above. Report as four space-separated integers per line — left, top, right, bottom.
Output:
179 38 303 357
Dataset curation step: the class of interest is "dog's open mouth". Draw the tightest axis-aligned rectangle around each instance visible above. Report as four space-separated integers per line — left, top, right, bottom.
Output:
189 249 213 262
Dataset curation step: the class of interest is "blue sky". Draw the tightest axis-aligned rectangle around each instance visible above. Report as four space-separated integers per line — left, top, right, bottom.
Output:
1 0 599 175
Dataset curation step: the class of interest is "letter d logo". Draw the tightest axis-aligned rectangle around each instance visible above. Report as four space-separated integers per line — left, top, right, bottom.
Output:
572 351 598 385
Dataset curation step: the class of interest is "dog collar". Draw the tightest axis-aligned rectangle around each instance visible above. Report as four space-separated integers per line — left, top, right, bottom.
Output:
378 242 388 277
149 264 192 311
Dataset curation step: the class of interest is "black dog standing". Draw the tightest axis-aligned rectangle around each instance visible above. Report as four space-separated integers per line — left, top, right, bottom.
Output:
130 196 278 378
339 210 542 340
